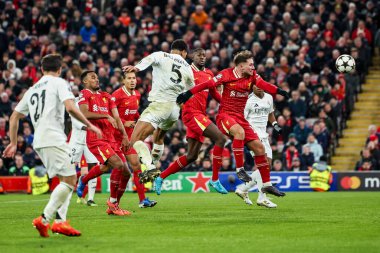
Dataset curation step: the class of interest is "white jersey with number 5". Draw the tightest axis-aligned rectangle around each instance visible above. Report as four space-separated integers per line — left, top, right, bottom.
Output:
135 51 194 102
15 75 74 149
244 93 274 139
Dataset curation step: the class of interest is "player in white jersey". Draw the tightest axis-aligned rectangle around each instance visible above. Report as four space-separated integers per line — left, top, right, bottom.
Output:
3 54 101 237
235 85 282 208
68 97 99 206
122 39 194 183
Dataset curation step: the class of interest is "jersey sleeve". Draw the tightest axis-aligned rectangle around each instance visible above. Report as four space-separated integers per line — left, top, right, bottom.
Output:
185 68 195 90
268 94 274 113
57 79 75 103
14 91 29 116
78 90 90 106
255 74 278 95
135 51 162 71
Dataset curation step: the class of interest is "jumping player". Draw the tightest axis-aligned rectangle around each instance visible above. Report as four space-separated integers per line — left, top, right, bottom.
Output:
111 71 157 208
235 86 281 208
122 39 195 183
76 71 132 216
3 54 102 237
154 48 228 195
177 50 288 196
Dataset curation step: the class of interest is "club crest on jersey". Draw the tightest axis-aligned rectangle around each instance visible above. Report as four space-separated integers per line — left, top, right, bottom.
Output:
102 97 108 103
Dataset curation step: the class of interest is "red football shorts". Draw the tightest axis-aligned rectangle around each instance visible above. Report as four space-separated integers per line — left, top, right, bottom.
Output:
124 147 138 156
87 141 117 164
111 142 127 163
216 112 259 143
182 112 212 143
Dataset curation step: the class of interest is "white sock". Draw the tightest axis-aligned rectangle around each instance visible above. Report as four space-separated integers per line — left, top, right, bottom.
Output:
87 178 97 201
109 197 117 203
238 171 258 192
236 167 243 172
43 182 73 222
151 143 164 165
133 140 153 169
56 191 73 222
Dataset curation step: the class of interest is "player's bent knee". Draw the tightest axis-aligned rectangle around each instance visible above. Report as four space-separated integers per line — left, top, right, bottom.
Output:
186 154 198 163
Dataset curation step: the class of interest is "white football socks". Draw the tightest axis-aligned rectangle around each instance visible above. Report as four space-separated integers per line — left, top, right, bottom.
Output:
43 182 73 223
133 140 154 169
56 190 73 222
151 143 164 165
87 178 97 201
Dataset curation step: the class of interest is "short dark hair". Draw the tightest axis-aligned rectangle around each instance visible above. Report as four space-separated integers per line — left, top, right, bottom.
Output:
233 50 253 65
171 39 188 52
41 54 62 72
80 70 96 83
192 47 205 54
120 70 136 82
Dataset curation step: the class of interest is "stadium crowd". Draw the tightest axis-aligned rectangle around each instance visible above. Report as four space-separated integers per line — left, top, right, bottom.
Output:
0 0 379 175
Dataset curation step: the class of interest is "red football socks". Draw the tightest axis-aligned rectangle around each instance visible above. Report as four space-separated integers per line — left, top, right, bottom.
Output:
255 155 270 183
117 173 130 203
232 139 245 169
82 165 103 185
212 145 223 181
160 155 188 179
110 168 121 199
133 170 145 202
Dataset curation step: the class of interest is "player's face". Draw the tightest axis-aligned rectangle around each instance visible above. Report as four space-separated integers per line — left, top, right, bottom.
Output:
85 72 100 91
253 85 264 97
193 50 206 67
123 72 137 90
239 58 255 76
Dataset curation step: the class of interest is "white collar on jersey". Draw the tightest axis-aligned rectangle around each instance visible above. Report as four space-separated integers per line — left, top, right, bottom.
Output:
233 68 241 78
122 86 135 96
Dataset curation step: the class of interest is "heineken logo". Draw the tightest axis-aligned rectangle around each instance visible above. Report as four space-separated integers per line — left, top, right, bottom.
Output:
186 172 211 193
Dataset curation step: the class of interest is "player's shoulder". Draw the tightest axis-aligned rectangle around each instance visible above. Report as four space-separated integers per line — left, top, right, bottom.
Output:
112 87 123 96
80 89 92 97
263 92 273 102
204 68 214 76
215 68 233 81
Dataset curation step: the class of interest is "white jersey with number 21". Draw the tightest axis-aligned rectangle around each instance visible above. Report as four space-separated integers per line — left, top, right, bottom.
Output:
15 75 74 149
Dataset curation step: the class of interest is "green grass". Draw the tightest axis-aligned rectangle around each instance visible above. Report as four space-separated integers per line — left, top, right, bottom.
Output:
0 192 379 253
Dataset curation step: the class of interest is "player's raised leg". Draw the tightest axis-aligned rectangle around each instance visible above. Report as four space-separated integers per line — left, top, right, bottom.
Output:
130 120 160 182
126 151 157 208
224 122 252 183
151 129 165 165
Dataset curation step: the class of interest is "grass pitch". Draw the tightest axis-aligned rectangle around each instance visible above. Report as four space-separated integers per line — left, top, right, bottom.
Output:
0 192 379 253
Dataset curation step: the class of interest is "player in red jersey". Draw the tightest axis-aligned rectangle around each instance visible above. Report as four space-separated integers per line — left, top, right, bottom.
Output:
76 71 132 216
177 50 289 197
112 71 157 208
154 48 228 195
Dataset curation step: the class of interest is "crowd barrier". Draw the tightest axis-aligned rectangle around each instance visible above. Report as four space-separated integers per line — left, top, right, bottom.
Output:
1 172 379 193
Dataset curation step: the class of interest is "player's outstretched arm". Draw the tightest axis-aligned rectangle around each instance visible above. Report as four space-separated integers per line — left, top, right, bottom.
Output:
123 52 161 73
176 78 217 104
3 111 25 158
209 87 222 103
65 100 102 138
256 78 289 99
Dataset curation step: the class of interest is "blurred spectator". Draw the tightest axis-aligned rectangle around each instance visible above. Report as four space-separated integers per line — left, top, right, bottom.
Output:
304 134 324 162
9 153 29 176
293 117 312 145
282 142 299 171
0 158 7 175
272 159 284 171
301 145 315 170
199 158 212 172
288 90 307 119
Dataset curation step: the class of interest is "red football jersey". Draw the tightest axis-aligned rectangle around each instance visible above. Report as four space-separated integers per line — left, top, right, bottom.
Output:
112 86 141 139
78 89 116 143
182 64 214 113
191 68 278 116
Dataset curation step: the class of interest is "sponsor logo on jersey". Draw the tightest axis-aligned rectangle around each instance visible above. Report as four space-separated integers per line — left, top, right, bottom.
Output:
230 91 249 97
92 105 108 112
124 109 137 115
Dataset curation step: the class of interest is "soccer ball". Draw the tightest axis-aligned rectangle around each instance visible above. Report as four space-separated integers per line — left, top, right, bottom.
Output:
335 54 356 73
